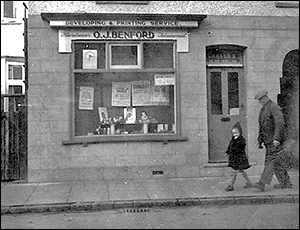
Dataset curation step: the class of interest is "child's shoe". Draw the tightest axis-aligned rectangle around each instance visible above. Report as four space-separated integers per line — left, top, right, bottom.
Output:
243 183 253 188
225 185 234 191
253 182 265 191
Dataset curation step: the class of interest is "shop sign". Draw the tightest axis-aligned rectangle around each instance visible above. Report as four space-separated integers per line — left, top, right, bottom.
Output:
50 20 198 28
59 29 190 53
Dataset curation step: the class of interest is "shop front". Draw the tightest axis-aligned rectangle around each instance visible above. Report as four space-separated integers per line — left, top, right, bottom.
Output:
27 6 298 183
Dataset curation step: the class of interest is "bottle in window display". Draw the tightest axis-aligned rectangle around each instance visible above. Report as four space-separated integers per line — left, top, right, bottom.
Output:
139 111 149 123
139 111 150 134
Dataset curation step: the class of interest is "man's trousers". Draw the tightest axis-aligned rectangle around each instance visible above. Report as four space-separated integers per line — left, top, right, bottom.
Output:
259 144 291 185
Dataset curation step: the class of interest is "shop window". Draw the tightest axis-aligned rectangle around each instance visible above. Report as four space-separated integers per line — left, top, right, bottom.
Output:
73 41 176 137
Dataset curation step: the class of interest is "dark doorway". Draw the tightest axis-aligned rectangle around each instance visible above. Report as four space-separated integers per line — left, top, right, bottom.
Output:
278 49 299 169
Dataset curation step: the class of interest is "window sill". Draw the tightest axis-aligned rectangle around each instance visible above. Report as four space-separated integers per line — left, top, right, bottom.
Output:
62 134 188 146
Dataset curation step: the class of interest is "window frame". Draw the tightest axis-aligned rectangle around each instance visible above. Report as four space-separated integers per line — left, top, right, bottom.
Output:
1 1 17 23
7 62 25 94
65 40 186 144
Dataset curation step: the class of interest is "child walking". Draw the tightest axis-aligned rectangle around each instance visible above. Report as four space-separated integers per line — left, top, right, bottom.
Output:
225 122 252 191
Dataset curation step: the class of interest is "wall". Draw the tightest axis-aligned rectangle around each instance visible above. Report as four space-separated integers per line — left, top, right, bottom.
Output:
1 1 28 93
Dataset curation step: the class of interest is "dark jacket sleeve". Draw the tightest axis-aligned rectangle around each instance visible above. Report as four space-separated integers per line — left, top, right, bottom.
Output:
258 101 285 145
270 103 285 142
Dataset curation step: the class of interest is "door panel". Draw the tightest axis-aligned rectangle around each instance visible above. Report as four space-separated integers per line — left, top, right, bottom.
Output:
208 68 245 163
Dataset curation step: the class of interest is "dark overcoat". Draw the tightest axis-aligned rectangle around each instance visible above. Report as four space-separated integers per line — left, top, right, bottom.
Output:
257 99 285 145
226 135 251 171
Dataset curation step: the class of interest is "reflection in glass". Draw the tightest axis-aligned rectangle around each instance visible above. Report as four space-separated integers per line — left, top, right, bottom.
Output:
111 45 138 65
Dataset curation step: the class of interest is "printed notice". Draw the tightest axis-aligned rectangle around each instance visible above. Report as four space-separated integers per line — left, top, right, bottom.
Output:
112 82 131 106
151 85 169 105
82 49 97 69
132 81 152 106
154 74 175 85
229 108 240 116
79 87 94 110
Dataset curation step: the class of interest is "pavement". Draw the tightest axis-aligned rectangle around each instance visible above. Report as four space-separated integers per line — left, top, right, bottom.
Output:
1 169 299 215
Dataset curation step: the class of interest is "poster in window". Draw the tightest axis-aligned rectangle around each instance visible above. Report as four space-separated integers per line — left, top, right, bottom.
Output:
154 74 175 85
132 81 152 106
151 85 169 105
98 107 108 123
82 50 97 69
112 82 131 106
79 87 94 110
124 107 136 124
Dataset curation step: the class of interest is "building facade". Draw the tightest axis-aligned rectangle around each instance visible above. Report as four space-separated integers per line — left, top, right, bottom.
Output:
27 1 299 182
1 1 27 99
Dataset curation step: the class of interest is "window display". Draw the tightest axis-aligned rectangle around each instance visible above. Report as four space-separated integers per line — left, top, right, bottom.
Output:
73 41 176 137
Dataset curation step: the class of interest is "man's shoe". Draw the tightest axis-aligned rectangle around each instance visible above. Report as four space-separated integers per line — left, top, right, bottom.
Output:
225 185 234 191
243 183 253 189
274 183 293 189
253 182 265 191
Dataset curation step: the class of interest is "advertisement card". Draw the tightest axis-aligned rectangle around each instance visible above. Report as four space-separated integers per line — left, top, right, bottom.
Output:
112 82 131 106
79 86 94 110
82 49 97 69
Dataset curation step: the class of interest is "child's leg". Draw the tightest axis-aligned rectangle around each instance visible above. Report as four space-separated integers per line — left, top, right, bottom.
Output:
225 168 238 191
241 170 252 185
229 169 238 186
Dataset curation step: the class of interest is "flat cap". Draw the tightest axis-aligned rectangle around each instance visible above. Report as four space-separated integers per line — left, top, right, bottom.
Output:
254 89 268 100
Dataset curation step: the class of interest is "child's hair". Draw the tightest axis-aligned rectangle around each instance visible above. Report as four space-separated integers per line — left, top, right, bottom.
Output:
232 121 243 135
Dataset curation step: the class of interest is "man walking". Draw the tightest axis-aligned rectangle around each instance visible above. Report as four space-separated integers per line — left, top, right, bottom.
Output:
253 89 292 191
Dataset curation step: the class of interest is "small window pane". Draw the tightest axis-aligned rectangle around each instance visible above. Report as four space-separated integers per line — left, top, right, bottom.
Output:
144 43 174 68
8 65 22 80
211 72 222 115
228 72 239 113
9 86 22 94
111 45 138 66
4 1 14 18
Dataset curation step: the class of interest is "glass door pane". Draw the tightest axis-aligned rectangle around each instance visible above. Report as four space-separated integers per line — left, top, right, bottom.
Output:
228 72 239 115
210 72 222 115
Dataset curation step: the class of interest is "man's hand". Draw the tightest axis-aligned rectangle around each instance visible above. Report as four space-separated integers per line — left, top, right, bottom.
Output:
273 140 280 147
